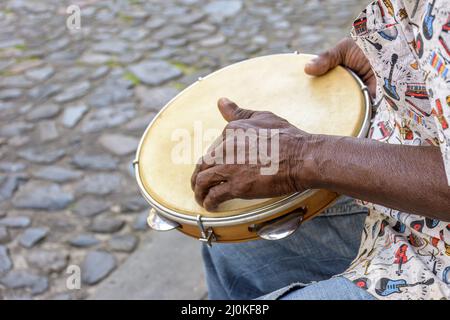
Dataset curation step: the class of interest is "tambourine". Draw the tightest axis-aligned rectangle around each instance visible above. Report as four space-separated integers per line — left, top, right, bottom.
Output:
134 53 371 244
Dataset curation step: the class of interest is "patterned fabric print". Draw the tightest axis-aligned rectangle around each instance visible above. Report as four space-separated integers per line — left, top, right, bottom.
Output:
341 0 450 300
412 0 450 181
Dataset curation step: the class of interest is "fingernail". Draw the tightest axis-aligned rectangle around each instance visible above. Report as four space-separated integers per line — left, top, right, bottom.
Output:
306 58 318 67
218 97 228 104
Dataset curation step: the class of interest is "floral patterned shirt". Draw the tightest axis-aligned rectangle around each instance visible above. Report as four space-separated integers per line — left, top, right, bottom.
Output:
341 0 450 299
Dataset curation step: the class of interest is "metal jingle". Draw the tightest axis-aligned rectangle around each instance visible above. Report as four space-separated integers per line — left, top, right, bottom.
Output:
147 208 180 231
257 210 304 241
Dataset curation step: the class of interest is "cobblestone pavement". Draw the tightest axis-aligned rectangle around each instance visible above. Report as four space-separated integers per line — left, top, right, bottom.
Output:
0 0 365 299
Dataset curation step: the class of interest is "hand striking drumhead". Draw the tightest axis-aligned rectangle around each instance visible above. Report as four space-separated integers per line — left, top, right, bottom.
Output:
136 54 365 217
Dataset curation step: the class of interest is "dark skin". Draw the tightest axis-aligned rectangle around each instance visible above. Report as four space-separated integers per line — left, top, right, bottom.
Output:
191 38 450 221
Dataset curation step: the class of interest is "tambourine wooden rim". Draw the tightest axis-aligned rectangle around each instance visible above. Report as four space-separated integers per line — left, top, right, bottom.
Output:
134 53 372 230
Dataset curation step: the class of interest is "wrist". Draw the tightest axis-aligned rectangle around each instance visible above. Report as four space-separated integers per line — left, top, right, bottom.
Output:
291 134 330 191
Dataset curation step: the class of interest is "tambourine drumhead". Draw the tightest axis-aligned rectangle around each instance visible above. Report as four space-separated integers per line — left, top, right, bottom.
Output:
137 53 366 218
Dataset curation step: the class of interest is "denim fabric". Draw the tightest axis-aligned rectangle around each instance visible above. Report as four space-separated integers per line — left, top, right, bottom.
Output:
259 277 376 300
202 198 368 300
321 195 369 216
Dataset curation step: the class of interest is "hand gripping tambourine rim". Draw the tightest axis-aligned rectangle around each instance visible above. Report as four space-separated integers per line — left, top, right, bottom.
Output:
133 52 372 243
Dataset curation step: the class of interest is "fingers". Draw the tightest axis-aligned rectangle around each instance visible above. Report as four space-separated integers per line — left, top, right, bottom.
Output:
191 155 215 191
191 98 257 209
193 167 228 206
191 161 204 191
218 97 255 122
304 49 341 76
190 135 224 190
203 182 234 211
304 38 350 76
366 76 377 99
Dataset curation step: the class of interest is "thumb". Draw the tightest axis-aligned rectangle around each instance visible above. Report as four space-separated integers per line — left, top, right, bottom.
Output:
304 42 345 76
218 98 254 122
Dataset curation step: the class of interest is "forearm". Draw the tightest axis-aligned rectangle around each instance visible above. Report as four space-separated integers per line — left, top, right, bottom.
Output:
297 135 450 220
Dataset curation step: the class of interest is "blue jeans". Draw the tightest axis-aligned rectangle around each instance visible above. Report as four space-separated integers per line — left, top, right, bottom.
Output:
201 196 376 300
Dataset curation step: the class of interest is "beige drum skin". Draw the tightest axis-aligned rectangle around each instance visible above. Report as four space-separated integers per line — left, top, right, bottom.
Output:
135 53 371 244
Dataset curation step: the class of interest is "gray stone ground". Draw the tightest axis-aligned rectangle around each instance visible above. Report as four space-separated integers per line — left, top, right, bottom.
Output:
0 0 365 299
93 232 206 300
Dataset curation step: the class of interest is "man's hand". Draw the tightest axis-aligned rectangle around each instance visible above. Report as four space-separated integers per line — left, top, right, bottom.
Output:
190 98 311 211
305 38 376 98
